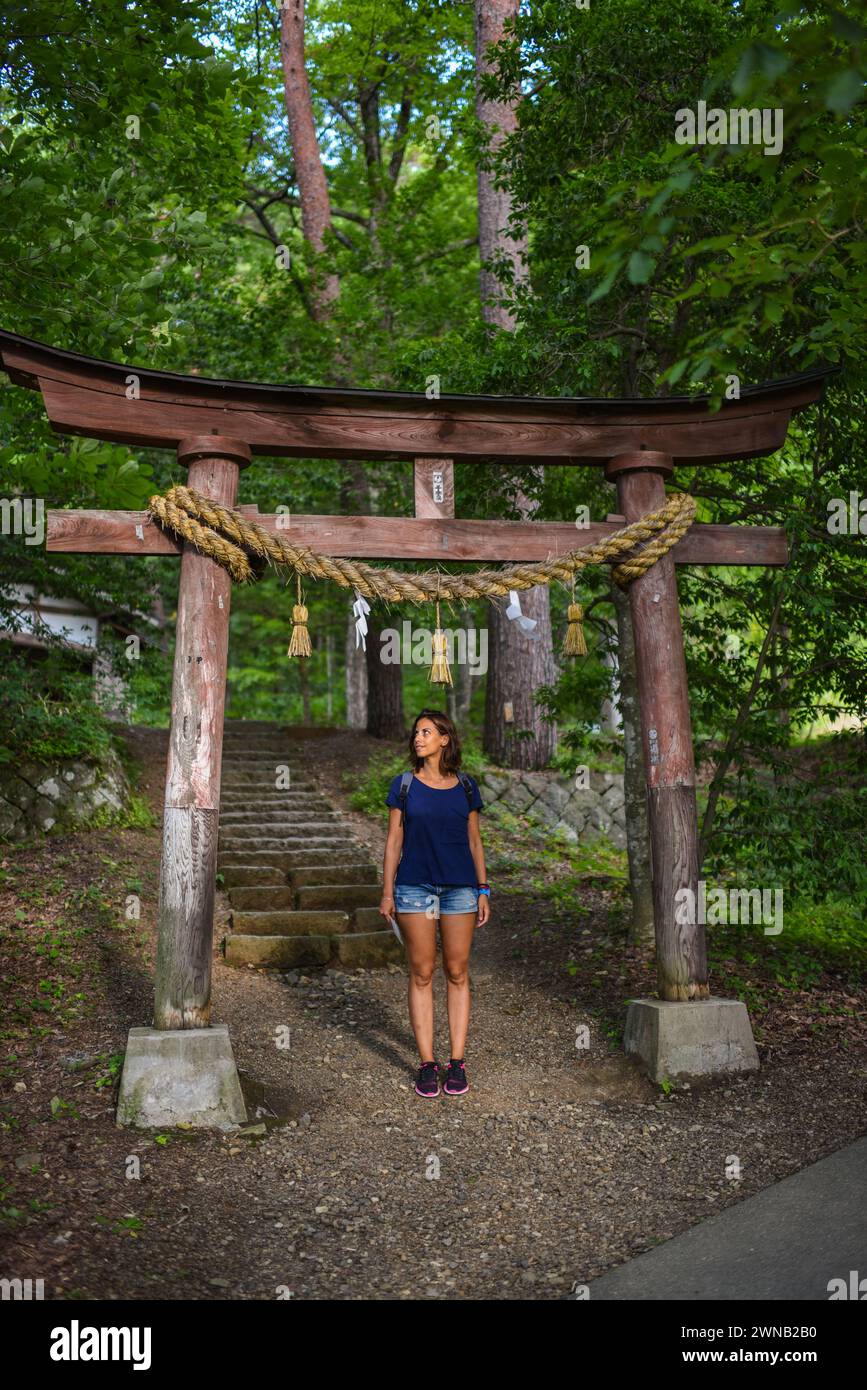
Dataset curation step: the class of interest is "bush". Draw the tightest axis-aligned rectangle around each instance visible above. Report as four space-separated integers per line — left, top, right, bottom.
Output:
0 652 114 765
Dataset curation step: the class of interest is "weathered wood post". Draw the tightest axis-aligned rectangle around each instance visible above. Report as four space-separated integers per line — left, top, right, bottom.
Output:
118 434 252 1128
605 452 705 1000
604 452 757 1080
154 434 252 1027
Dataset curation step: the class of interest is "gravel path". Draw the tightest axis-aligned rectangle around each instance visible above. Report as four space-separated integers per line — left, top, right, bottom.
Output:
1 727 864 1300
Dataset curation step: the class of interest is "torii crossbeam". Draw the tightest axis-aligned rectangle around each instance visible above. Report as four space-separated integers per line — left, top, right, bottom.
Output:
0 330 832 1117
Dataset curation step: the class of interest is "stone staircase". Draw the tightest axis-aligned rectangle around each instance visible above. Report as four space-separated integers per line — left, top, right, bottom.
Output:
218 722 402 970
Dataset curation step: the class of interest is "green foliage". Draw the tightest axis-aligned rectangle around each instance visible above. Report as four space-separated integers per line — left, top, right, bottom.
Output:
119 794 156 830
704 754 867 905
0 651 114 764
345 748 412 817
0 0 863 930
550 728 626 777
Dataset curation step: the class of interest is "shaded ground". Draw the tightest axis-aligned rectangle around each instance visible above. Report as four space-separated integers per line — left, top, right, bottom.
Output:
0 725 864 1300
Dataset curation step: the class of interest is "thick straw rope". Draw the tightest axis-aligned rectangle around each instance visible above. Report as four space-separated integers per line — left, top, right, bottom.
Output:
147 485 696 601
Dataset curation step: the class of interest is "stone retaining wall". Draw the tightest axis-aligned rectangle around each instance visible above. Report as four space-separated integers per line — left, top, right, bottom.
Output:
478 767 626 849
0 751 130 841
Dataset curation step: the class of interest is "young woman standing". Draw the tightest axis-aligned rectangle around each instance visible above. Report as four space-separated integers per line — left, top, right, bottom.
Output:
380 709 491 1099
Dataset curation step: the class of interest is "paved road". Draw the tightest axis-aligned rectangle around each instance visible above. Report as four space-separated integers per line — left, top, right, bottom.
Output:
586 1135 867 1300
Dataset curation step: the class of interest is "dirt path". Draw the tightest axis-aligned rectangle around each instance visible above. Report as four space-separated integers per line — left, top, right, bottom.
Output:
1 727 865 1300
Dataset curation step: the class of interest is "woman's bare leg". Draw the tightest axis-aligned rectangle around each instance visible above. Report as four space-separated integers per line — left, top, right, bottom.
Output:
398 913 438 1061
440 912 476 1060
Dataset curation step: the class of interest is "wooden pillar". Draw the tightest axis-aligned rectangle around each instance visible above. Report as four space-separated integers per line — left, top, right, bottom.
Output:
154 434 252 1029
604 452 707 1001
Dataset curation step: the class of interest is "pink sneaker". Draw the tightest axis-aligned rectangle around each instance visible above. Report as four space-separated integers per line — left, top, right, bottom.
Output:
415 1060 441 1098
443 1058 468 1095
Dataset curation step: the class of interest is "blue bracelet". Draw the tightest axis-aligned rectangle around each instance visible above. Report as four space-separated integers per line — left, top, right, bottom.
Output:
477 886 491 897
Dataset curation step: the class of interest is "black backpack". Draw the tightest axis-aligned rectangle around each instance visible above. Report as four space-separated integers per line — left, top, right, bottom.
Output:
398 770 474 829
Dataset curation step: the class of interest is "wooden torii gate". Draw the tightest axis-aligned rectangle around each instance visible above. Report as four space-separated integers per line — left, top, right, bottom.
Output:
0 330 832 1121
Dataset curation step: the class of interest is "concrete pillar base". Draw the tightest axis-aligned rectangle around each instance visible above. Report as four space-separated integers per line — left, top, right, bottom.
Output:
624 997 760 1084
116 1024 248 1129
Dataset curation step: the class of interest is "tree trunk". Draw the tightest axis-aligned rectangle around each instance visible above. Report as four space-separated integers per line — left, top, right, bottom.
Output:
483 479 557 767
365 609 404 739
599 634 622 733
455 604 474 724
474 0 527 329
298 647 311 723
475 4 549 764
774 621 791 730
612 580 654 946
345 608 367 729
325 631 334 721
279 0 339 316
483 582 557 768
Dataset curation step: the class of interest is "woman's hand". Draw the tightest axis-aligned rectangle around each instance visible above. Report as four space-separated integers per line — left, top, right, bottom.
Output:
476 893 491 928
379 894 396 922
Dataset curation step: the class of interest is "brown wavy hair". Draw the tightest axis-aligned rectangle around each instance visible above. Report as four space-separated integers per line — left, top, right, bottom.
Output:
407 708 463 776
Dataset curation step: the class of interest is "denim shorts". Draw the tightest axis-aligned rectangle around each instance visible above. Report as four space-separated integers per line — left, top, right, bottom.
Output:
394 882 479 917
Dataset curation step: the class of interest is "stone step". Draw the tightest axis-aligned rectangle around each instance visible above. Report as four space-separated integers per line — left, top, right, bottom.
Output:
228 886 296 911
222 759 302 766
223 929 403 970
219 843 355 861
221 799 325 808
221 778 319 789
222 746 300 753
295 883 382 912
216 811 341 828
221 754 311 761
224 934 332 969
220 829 343 844
221 815 335 826
218 834 355 851
352 905 389 932
220 793 323 804
290 863 378 887
229 908 350 936
220 786 324 795
218 848 367 870
221 791 322 801
220 791 326 801
336 930 404 967
219 866 287 889
220 770 314 778
219 798 328 810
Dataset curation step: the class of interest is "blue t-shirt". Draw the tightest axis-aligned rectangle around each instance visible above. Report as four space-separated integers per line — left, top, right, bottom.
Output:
386 773 484 887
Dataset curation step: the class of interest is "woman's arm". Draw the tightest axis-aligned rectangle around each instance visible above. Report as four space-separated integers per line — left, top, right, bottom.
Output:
468 810 491 926
380 807 404 919
468 810 486 885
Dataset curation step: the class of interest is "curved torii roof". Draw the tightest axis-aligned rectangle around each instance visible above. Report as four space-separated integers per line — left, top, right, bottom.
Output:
0 329 834 465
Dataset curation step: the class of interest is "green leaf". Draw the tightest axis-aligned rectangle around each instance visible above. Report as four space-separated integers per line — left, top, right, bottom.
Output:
825 70 865 115
587 268 618 303
627 251 654 284
831 13 867 44
665 358 689 386
732 46 757 96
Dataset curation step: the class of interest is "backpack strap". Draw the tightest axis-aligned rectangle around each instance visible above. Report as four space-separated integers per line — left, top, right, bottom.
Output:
398 771 413 829
457 771 474 811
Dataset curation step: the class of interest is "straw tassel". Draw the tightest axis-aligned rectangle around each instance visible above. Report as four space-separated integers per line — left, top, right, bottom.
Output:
564 594 587 657
429 597 453 686
287 573 312 658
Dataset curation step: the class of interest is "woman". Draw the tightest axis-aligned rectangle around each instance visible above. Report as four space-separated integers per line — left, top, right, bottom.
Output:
380 708 491 1100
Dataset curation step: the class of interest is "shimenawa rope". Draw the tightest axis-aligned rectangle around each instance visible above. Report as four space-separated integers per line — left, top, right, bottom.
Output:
148 485 696 600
